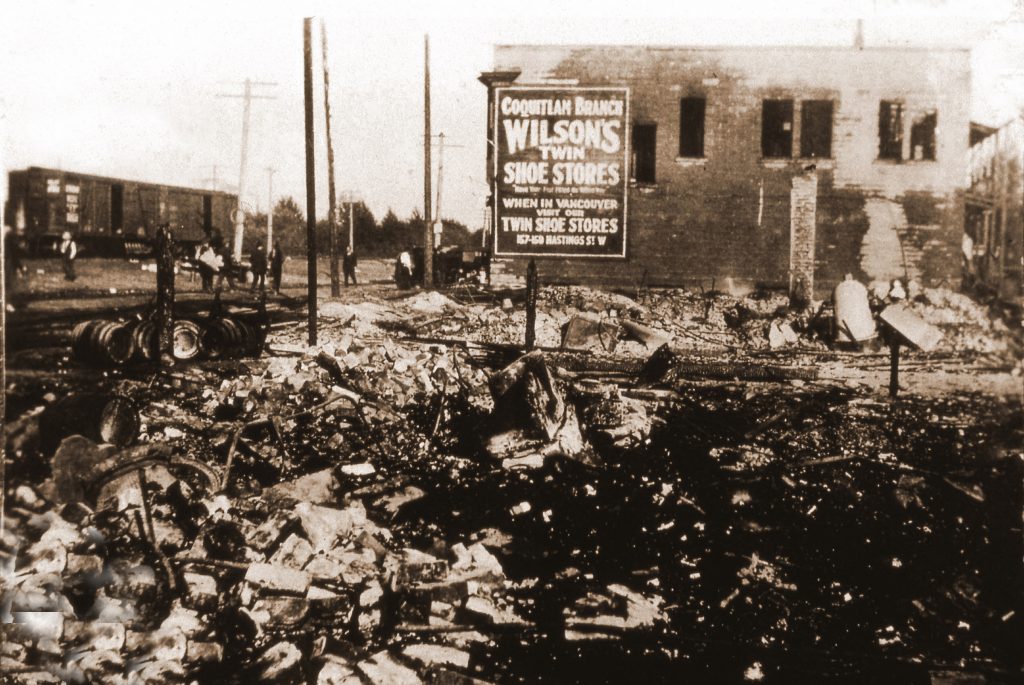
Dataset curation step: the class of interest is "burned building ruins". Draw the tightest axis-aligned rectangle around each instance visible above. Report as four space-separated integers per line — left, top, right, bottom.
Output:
965 116 1023 302
481 44 971 299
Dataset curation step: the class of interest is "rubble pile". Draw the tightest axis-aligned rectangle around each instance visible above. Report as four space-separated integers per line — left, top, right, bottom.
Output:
0 455 516 684
908 288 1017 358
3 281 1022 683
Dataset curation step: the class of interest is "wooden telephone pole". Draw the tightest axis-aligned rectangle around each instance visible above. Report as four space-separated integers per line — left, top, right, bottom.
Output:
321 19 341 297
265 167 276 252
303 18 318 346
423 34 433 288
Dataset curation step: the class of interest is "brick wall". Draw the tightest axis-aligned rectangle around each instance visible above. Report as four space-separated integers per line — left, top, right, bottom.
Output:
789 172 818 303
487 45 970 297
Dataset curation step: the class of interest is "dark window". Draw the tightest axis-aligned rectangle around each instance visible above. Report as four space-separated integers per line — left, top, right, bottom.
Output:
111 184 124 233
761 99 794 158
910 110 937 160
632 123 657 184
879 100 904 160
800 100 833 158
679 97 706 157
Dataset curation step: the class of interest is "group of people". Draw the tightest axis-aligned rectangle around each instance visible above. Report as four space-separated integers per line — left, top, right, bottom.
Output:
3 226 365 308
194 237 285 294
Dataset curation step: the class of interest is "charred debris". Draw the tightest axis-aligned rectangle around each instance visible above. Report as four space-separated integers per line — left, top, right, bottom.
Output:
2 279 1022 684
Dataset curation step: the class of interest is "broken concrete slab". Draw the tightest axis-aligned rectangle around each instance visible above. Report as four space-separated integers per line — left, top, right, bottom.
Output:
375 485 427 516
317 656 361 685
257 641 303 682
621 320 672 349
244 562 311 595
561 315 621 352
265 468 339 505
879 305 944 352
463 595 527 626
270 533 315 569
251 596 310 628
401 643 471 669
768 321 800 349
340 463 376 477
182 572 218 610
185 641 224 663
295 502 360 553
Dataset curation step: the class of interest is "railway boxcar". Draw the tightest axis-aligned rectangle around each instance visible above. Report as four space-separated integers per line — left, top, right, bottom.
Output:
4 166 237 256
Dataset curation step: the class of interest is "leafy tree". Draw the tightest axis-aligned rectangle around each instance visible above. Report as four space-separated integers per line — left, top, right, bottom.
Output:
437 219 482 250
242 199 481 263
244 196 306 256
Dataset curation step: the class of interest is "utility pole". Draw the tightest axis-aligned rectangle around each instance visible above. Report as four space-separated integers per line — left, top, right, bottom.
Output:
303 18 318 346
340 190 359 252
202 165 219 191
217 78 277 261
265 167 276 252
423 34 433 288
430 132 464 242
321 19 341 297
434 132 445 223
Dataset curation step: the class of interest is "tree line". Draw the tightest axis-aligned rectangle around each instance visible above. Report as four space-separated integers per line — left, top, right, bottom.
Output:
240 197 482 259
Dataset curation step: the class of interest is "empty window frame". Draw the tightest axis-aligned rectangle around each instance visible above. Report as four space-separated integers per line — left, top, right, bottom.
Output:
679 97 706 158
879 100 904 160
762 99 794 158
800 100 833 158
632 123 657 184
910 110 937 161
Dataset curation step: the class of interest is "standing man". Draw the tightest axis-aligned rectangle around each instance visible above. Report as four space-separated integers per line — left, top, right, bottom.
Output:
212 236 236 292
196 239 214 292
59 231 78 281
249 243 268 292
269 240 285 294
342 243 358 286
395 246 413 289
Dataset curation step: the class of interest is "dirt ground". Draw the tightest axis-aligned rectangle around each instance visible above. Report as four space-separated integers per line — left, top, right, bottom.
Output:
2 257 1022 684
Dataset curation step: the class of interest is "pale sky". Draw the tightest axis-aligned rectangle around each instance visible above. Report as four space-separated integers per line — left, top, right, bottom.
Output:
2 0 1022 229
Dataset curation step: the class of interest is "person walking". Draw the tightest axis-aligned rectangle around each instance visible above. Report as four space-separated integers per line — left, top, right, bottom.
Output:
249 243 268 292
59 231 78 281
269 240 284 294
343 244 358 286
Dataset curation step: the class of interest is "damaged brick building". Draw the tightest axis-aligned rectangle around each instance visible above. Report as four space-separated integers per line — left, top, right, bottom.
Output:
480 44 971 298
966 116 1023 302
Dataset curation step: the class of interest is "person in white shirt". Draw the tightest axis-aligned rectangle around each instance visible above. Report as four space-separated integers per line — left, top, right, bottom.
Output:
59 231 78 281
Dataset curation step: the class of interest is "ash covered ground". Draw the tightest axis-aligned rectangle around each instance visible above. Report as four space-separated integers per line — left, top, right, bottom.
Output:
3 264 1022 684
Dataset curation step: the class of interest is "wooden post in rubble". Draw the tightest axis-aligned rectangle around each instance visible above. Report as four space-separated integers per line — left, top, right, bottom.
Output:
303 17 318 346
889 340 901 398
525 258 538 350
155 225 176 365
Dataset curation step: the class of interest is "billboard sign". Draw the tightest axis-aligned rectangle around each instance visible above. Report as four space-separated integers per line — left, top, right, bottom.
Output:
493 86 629 258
